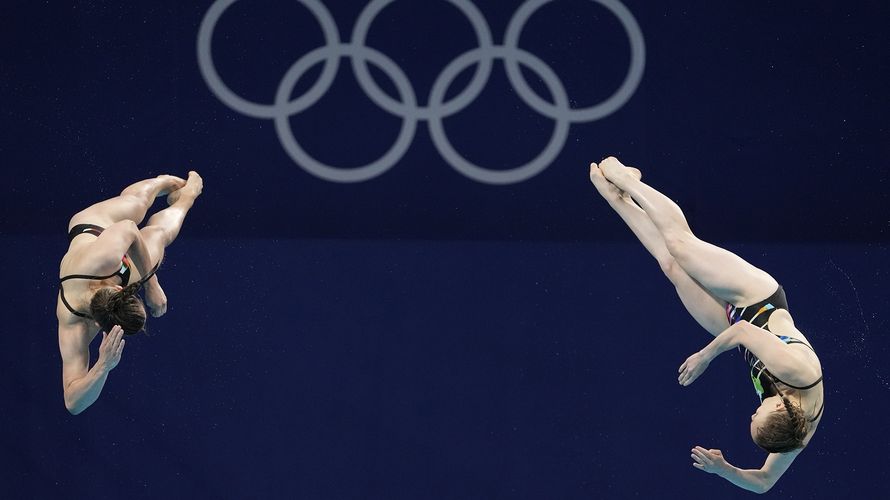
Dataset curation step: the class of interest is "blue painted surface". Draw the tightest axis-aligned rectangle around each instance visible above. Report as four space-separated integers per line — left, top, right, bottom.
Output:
2 0 889 498
5 238 890 498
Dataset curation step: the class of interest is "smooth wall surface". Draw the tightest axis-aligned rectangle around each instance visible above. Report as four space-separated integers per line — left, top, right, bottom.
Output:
2 0 889 498
4 238 890 498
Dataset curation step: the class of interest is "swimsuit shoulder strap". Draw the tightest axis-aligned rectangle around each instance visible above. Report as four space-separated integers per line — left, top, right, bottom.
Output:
58 284 91 319
771 335 824 390
58 269 123 319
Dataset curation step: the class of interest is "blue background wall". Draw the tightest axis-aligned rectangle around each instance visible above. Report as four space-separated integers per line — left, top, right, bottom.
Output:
2 1 888 498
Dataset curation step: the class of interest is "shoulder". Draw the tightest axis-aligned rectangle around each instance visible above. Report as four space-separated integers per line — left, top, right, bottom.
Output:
769 310 813 344
57 315 93 357
56 293 98 338
60 238 127 278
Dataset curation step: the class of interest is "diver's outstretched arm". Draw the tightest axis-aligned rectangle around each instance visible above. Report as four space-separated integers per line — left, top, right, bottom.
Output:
691 446 799 493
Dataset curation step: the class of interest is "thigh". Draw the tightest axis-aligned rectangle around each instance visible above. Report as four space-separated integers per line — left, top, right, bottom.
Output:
138 226 167 268
69 195 151 230
671 234 778 306
665 260 729 336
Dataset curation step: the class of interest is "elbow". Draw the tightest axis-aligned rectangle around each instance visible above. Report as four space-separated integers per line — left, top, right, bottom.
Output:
65 400 83 416
756 480 777 494
64 392 85 415
115 219 140 240
125 220 141 239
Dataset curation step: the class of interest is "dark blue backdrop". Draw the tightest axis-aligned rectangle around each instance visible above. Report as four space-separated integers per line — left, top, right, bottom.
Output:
2 0 889 498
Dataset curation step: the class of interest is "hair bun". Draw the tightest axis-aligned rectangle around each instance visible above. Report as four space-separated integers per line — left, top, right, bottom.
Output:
122 282 142 296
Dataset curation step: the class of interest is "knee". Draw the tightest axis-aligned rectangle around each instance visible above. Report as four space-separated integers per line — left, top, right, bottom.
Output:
120 192 153 214
658 256 683 284
663 230 696 265
141 226 171 248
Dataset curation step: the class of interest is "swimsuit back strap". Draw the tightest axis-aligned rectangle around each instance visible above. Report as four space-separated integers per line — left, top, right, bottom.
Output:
782 374 824 391
58 256 163 319
784 338 817 352
58 270 124 319
58 285 92 319
60 271 123 283
778 337 823 390
810 401 825 422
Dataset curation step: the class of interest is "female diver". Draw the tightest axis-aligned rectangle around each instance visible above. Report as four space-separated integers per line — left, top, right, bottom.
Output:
57 172 203 414
589 157 823 493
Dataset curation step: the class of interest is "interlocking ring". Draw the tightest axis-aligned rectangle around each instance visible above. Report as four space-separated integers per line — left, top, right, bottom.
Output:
198 0 645 184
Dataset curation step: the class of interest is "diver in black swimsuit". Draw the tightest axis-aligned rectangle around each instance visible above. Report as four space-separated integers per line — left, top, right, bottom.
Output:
57 172 203 414
589 157 823 493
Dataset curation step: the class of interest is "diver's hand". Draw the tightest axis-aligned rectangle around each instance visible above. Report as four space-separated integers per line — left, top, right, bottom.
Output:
691 447 733 477
144 282 168 317
678 350 711 386
96 325 126 373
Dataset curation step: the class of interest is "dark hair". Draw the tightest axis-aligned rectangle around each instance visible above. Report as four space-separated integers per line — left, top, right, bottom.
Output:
753 397 808 453
90 283 147 335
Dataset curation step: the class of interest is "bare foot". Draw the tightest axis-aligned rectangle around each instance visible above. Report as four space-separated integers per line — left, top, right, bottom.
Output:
591 161 642 195
626 166 642 181
155 175 187 197
599 156 633 185
166 171 203 206
589 162 623 201
620 166 642 202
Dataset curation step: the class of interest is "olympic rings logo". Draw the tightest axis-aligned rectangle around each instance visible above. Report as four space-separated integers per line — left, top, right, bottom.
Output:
198 0 645 184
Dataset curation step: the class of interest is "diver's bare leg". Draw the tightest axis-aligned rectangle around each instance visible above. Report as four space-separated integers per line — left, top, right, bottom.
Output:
69 175 186 229
599 157 777 306
590 164 727 335
137 172 202 316
139 171 203 260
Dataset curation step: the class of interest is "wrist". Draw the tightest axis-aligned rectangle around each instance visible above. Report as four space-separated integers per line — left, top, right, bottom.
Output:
94 360 112 375
716 462 739 480
700 345 716 362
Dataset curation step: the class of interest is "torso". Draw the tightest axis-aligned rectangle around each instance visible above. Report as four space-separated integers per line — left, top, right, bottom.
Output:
58 229 146 342
761 311 825 445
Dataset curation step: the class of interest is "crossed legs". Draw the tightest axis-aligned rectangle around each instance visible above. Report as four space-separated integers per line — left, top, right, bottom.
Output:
138 172 204 262
68 175 187 230
132 172 203 317
590 157 778 336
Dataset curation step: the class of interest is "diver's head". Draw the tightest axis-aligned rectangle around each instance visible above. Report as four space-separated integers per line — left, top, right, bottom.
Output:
90 283 147 335
750 395 807 453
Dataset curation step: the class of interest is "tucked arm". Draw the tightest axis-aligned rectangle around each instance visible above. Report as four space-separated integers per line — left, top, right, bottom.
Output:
699 320 819 387
92 220 156 279
59 321 126 415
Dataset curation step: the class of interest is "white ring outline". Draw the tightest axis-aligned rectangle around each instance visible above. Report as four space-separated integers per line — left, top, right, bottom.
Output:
350 0 495 121
197 0 646 184
503 0 645 122
274 44 418 183
428 46 570 185
197 0 341 119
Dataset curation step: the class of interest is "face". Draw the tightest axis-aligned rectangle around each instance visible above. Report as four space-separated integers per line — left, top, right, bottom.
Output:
750 395 785 438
